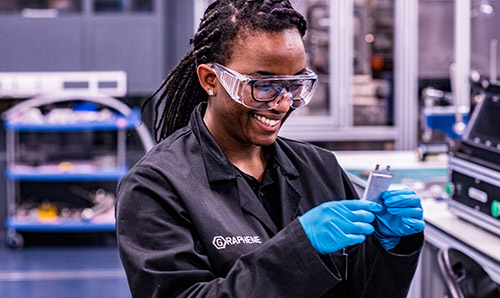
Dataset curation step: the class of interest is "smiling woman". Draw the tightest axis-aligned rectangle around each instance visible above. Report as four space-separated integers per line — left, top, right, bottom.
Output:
115 1 425 298
199 29 310 163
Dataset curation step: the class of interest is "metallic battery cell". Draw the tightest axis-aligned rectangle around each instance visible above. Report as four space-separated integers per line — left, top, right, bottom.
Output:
362 164 392 204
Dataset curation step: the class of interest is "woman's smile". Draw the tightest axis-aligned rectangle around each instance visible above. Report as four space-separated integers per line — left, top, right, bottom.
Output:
253 113 281 128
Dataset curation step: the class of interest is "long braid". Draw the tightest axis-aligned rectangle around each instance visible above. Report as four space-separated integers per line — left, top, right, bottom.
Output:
144 0 307 142
142 50 203 141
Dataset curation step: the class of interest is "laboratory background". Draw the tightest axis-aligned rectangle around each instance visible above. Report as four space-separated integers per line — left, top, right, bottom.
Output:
0 0 499 297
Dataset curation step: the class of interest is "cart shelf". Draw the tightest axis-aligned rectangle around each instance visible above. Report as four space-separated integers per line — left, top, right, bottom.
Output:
4 108 141 132
6 166 128 181
6 217 115 233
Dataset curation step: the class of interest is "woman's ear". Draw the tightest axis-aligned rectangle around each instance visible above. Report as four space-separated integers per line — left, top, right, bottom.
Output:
197 64 217 97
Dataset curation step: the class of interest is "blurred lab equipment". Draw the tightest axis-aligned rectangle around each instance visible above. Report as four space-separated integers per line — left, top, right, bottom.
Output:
448 81 500 237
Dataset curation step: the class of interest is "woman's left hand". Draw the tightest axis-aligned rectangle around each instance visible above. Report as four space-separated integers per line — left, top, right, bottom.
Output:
373 188 425 250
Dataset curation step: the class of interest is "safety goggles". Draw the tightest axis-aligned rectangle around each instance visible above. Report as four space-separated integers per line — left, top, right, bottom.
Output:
208 63 318 110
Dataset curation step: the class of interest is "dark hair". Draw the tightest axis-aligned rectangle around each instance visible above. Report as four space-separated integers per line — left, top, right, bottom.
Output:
144 0 307 142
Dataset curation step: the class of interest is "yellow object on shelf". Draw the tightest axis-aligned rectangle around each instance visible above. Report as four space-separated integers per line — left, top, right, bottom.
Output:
58 161 74 172
38 202 58 221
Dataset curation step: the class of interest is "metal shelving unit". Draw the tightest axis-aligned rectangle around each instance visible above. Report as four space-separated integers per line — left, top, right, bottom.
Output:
2 92 153 248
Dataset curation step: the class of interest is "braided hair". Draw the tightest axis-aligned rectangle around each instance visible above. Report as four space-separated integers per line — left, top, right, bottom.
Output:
144 0 308 142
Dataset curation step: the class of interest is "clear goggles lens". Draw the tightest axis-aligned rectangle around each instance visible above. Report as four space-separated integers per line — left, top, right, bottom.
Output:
209 63 318 110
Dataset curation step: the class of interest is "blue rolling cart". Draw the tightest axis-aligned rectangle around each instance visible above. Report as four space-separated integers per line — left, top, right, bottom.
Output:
2 92 154 248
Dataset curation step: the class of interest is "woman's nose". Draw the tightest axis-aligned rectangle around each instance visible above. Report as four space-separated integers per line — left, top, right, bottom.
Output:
271 89 293 112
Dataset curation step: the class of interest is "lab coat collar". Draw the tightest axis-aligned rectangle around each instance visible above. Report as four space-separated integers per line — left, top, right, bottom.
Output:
190 103 300 184
233 154 303 234
190 103 236 183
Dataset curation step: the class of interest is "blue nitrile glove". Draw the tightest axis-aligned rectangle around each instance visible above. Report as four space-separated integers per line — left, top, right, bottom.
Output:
299 200 383 255
373 188 426 250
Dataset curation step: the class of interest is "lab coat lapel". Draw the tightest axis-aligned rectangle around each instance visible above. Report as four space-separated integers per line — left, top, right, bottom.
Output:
271 138 304 225
236 177 279 236
278 174 304 227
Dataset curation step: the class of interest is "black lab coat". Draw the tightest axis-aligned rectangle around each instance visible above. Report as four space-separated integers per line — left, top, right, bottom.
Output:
116 103 423 298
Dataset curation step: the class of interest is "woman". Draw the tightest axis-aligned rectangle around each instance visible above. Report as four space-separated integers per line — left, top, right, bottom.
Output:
116 1 425 297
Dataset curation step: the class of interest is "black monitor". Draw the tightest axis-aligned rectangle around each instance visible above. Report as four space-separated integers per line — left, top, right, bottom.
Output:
463 84 500 154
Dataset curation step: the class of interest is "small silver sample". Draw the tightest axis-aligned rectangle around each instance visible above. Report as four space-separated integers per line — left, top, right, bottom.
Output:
362 164 392 204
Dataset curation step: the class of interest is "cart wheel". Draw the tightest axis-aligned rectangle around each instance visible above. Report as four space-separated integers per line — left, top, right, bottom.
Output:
6 231 24 249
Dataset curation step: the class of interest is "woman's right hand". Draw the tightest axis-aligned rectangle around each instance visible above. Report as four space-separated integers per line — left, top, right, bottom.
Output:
299 200 383 254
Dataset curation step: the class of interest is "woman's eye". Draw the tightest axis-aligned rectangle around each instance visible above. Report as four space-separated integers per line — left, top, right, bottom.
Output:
258 85 273 92
289 83 302 92
254 82 278 92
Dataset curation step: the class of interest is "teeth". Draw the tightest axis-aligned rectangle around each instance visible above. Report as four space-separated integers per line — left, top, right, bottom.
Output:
255 114 279 127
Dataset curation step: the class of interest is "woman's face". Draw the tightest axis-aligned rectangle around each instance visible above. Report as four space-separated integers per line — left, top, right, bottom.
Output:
204 28 307 149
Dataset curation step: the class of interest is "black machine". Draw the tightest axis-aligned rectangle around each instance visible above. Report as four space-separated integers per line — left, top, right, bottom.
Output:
449 83 500 236
438 248 500 298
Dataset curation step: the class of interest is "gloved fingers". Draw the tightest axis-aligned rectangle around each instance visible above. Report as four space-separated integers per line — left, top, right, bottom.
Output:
322 200 379 222
402 217 426 232
383 195 422 208
382 188 417 198
385 207 423 218
299 201 381 255
376 217 425 236
344 234 367 246
317 222 369 252
344 209 377 223
348 222 375 235
339 199 383 212
326 219 375 235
